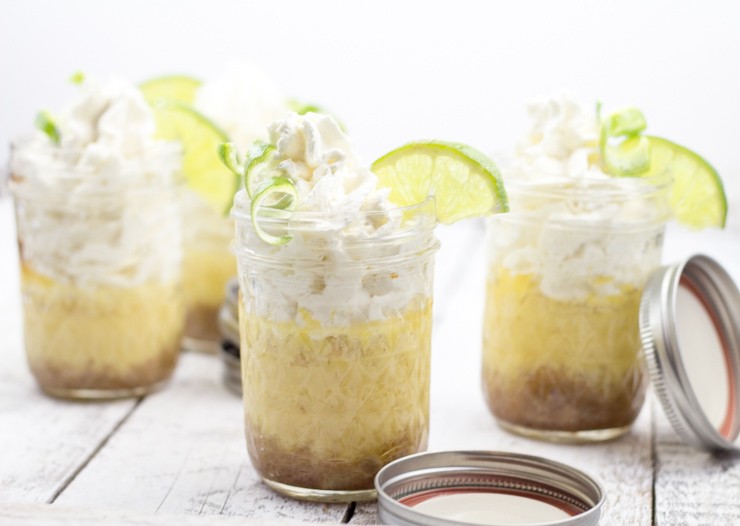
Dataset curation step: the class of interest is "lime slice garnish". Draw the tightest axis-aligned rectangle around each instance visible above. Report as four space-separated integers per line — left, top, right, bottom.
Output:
370 141 508 223
643 136 727 229
597 108 726 228
250 176 298 245
150 99 235 214
35 111 60 145
140 75 202 105
599 108 651 176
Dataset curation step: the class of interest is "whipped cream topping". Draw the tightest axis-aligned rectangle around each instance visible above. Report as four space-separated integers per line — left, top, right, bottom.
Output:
493 95 668 301
508 94 606 181
233 112 437 325
195 65 288 151
11 77 182 287
268 112 393 215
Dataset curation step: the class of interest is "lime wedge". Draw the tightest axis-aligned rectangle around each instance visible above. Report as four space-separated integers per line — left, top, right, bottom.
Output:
250 176 298 245
150 100 235 214
643 136 727 229
371 141 508 223
140 75 202 105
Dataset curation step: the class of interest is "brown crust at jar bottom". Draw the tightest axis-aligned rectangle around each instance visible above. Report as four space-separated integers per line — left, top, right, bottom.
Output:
483 366 647 432
28 342 179 395
246 427 428 492
184 303 221 343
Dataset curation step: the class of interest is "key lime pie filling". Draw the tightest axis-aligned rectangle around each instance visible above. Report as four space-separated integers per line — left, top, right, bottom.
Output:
242 302 432 492
11 76 184 398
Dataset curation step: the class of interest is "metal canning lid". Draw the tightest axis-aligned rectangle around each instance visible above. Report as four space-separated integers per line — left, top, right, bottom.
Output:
375 451 605 526
639 254 740 451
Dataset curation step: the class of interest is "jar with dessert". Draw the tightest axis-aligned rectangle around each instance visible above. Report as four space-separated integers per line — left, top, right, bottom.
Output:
10 76 185 399
482 96 673 442
229 112 507 501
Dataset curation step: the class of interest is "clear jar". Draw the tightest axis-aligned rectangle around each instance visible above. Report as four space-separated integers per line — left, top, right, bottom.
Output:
482 176 671 442
10 143 184 399
232 191 439 502
180 188 237 353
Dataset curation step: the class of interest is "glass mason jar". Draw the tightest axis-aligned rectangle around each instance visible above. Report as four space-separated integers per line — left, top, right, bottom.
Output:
232 191 439 502
181 188 237 353
482 176 671 442
10 143 184 399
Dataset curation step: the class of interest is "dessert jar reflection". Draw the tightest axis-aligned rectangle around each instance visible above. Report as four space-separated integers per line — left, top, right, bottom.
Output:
10 146 185 399
233 193 439 502
181 189 237 353
482 177 670 442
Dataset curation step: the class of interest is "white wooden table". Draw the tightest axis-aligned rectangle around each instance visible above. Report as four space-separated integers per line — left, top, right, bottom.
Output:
1 195 739 526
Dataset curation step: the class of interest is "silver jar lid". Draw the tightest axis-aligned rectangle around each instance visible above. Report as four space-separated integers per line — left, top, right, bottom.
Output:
375 450 605 526
640 254 740 451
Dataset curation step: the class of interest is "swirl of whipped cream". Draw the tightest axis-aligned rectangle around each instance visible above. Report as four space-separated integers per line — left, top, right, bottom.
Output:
508 94 606 181
267 112 392 215
11 77 182 287
233 112 438 325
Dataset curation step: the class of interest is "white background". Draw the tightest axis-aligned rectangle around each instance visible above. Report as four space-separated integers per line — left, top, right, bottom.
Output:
2 0 740 228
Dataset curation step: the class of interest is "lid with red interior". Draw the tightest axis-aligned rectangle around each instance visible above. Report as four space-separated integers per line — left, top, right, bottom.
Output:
639 254 740 451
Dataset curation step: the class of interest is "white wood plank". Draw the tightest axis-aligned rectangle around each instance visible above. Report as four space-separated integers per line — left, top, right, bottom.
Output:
0 504 326 526
352 240 654 525
653 406 740 524
0 199 138 504
54 352 349 522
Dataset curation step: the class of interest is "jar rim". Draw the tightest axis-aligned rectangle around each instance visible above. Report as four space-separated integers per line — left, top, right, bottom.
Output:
231 189 438 223
231 191 440 268
10 136 182 171
503 173 672 200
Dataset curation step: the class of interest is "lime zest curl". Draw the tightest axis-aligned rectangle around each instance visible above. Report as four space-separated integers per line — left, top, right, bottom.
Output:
218 142 243 179
599 107 651 177
250 175 298 245
35 111 61 145
244 140 277 198
69 71 85 85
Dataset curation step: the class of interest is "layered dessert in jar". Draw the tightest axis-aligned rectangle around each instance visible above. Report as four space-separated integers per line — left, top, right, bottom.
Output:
482 95 671 441
231 113 439 501
10 77 184 398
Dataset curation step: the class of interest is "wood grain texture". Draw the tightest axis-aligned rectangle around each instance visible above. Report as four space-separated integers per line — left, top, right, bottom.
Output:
0 504 328 526
653 407 740 525
54 352 349 522
0 200 139 505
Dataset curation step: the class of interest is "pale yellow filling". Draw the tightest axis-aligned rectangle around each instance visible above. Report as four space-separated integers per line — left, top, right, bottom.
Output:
21 265 184 393
182 246 236 309
181 246 236 344
482 267 646 431
241 301 432 489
